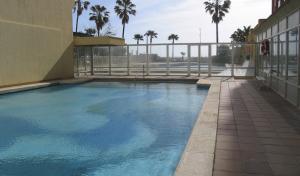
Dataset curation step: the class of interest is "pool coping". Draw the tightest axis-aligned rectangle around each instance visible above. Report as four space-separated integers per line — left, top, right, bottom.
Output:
0 78 93 95
175 78 221 176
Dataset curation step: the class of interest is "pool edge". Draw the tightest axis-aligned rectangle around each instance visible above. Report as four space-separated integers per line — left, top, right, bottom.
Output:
175 78 221 176
0 78 93 95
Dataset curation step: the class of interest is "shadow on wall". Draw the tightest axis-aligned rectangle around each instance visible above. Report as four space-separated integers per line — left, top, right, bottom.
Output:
44 43 74 81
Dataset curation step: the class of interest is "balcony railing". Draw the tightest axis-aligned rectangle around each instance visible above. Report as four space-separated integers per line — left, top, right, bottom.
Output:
74 43 259 77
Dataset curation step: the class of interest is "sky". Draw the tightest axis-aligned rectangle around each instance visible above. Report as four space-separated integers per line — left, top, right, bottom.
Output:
72 0 271 44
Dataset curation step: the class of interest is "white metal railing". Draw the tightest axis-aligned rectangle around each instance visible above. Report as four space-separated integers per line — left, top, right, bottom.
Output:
74 43 258 77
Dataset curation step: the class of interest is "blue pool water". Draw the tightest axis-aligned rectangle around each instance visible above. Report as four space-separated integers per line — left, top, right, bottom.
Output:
0 82 208 176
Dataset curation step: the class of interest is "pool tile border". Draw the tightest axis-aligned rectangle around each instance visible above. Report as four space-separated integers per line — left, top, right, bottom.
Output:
175 79 221 176
0 78 92 95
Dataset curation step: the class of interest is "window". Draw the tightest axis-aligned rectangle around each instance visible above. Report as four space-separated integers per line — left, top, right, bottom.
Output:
287 28 298 83
272 36 279 75
279 18 287 32
288 11 299 29
263 32 267 39
272 24 278 36
279 33 286 78
267 28 272 38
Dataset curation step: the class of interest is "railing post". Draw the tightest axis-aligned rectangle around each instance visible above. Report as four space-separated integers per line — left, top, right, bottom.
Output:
198 45 201 77
167 45 170 76
146 44 149 76
187 45 191 76
127 45 130 76
108 46 112 76
298 26 300 107
91 47 94 76
76 47 80 77
208 44 212 77
231 44 235 77
84 47 87 76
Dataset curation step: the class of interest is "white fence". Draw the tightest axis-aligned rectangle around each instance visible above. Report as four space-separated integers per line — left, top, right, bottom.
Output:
74 43 258 77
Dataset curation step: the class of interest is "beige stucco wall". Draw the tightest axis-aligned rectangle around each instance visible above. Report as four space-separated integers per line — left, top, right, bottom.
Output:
74 36 126 46
0 0 74 87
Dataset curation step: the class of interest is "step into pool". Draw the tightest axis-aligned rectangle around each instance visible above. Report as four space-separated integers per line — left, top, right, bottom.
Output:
0 82 208 176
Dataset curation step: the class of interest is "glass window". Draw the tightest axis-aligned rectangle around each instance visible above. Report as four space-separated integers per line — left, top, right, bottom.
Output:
279 33 287 78
267 28 272 38
279 18 287 32
288 11 299 29
263 32 267 39
287 28 298 83
258 33 262 41
272 36 279 76
272 24 278 35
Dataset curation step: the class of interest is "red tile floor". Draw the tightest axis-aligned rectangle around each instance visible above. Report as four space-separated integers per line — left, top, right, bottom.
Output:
214 80 300 176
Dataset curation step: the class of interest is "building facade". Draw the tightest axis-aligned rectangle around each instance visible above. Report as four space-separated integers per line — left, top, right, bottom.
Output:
253 0 300 107
0 0 74 87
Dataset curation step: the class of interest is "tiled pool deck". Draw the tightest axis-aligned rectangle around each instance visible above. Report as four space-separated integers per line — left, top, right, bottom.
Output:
214 80 300 176
1 77 300 176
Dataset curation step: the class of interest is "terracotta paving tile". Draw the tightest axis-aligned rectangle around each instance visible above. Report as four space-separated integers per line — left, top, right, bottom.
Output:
255 126 275 132
237 125 255 131
218 129 238 136
215 150 241 160
216 141 240 151
217 135 239 143
214 80 300 176
243 161 272 175
269 163 300 176
214 159 243 172
259 138 285 146
237 130 257 137
218 124 237 130
238 137 260 144
263 145 294 155
219 120 235 125
256 132 279 138
213 171 242 176
239 143 265 152
265 153 299 165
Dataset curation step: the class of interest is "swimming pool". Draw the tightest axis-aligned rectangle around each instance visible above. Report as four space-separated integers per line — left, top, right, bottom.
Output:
0 82 208 176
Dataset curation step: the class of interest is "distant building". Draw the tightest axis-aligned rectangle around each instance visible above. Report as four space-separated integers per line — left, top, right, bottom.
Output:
253 0 300 107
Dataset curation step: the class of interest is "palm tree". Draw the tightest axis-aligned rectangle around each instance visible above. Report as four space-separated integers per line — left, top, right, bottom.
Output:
144 30 158 54
114 0 136 39
85 28 96 36
73 0 90 33
230 26 251 43
89 5 110 37
168 34 179 60
133 34 144 55
204 0 231 43
180 52 186 61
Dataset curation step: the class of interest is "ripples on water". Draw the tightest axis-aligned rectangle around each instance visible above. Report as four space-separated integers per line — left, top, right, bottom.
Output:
0 82 208 176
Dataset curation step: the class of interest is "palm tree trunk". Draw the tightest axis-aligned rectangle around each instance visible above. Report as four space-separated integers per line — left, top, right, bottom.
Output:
150 38 152 54
216 22 219 43
122 24 126 39
136 40 139 55
172 40 175 60
76 15 79 33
